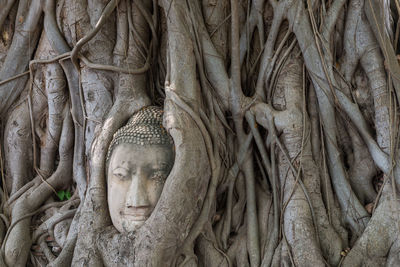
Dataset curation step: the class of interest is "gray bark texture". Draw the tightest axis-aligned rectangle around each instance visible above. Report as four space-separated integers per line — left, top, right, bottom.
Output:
0 0 399 266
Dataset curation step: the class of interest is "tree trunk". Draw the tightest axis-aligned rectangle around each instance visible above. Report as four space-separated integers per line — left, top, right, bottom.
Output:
0 0 399 266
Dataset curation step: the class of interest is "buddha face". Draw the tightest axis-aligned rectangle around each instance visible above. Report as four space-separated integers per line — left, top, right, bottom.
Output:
107 143 174 233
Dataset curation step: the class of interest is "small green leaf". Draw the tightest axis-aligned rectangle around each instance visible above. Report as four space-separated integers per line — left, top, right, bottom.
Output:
65 191 72 200
57 190 65 201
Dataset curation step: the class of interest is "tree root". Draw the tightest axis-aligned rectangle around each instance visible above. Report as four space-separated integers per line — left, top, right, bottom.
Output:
342 194 399 266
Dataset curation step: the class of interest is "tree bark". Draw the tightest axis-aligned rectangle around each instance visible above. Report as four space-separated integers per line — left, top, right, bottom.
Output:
0 0 399 266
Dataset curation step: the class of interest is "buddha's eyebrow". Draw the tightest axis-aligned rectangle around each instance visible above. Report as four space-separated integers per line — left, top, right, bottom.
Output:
113 160 134 168
151 162 171 169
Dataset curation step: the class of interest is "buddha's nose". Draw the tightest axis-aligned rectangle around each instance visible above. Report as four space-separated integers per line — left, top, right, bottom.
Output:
126 172 150 208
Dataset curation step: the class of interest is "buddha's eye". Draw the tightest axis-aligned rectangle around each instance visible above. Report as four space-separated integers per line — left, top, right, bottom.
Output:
115 173 127 180
150 171 167 181
113 168 129 180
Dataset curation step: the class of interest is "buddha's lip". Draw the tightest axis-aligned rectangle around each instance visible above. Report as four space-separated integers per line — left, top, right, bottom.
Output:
122 212 150 219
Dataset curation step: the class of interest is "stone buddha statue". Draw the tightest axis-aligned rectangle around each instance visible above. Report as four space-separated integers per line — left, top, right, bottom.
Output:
106 106 174 233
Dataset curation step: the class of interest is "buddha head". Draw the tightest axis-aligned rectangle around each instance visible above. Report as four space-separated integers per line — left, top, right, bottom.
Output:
106 106 174 233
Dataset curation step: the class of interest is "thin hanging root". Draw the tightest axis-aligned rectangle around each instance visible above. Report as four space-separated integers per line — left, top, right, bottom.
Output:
0 71 30 86
0 138 7 203
5 180 36 207
2 109 73 266
27 68 58 196
47 236 77 267
0 0 43 115
2 0 399 265
133 0 158 48
249 105 326 264
40 63 67 175
32 207 78 243
210 14 232 38
70 0 121 69
79 54 150 74
0 0 16 30
28 51 149 75
29 53 71 67
197 230 231 267
126 0 148 59
364 0 400 104
168 91 221 257
1 199 73 255
275 134 319 242
220 134 253 249
262 142 279 266
341 196 398 266
255 0 288 100
38 234 57 262
5 86 37 194
43 0 88 199
229 0 261 264
246 112 280 266
238 0 267 66
282 0 370 235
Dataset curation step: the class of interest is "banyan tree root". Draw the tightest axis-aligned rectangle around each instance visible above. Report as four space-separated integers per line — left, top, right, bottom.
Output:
342 186 400 266
252 49 343 266
3 106 73 266
1 0 400 266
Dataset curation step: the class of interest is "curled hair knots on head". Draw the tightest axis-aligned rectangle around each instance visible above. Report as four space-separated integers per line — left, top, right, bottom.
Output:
106 106 174 163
